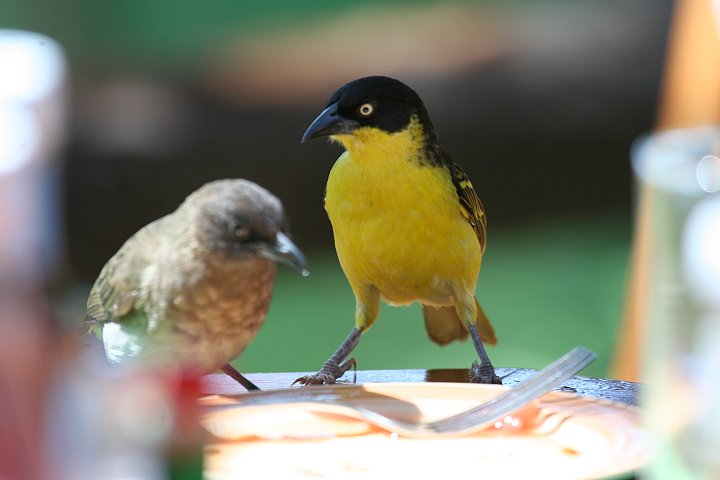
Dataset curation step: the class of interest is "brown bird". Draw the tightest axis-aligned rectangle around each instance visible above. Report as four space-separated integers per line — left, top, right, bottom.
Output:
85 179 308 390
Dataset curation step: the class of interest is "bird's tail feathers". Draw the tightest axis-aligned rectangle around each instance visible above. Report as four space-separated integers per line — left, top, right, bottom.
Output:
423 305 469 345
422 298 497 346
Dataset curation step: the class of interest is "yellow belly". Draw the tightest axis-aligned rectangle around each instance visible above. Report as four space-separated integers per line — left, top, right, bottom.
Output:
325 151 482 306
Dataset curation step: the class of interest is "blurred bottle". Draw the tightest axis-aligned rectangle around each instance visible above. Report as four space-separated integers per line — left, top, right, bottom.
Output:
0 29 67 479
0 28 67 283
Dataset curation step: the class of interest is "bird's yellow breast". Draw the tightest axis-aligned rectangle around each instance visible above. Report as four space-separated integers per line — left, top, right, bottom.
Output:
324 126 481 306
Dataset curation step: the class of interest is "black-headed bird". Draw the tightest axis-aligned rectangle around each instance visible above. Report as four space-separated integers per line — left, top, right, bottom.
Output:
85 179 308 390
296 76 500 385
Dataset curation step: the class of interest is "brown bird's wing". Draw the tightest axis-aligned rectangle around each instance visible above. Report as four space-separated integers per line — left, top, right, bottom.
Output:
85 218 166 337
448 161 487 254
85 250 140 323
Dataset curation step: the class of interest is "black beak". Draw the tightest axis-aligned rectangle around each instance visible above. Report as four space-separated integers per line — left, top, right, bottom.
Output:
301 102 360 143
258 232 309 277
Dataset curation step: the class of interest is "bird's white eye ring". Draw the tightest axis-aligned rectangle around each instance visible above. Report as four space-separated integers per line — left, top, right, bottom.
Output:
234 226 252 242
358 103 374 116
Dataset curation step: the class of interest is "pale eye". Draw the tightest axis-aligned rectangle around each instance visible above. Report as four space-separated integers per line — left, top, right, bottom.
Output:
234 226 252 242
358 103 374 116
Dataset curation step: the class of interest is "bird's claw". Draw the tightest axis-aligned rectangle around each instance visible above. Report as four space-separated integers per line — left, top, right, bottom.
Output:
292 358 356 386
470 360 502 385
292 372 337 386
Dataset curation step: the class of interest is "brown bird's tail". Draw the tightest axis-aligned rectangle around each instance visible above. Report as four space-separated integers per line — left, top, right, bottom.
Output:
422 298 497 346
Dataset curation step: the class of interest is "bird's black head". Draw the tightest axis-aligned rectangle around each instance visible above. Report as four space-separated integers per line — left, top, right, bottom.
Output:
301 76 437 145
190 179 308 276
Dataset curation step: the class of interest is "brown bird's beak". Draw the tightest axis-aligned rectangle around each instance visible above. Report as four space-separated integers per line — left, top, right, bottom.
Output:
258 232 309 277
301 102 360 143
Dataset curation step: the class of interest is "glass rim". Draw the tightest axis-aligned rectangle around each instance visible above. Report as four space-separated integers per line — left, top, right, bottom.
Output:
632 125 720 195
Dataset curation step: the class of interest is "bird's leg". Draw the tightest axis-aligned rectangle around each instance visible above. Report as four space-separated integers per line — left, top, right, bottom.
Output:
221 364 261 391
468 324 502 384
293 327 361 386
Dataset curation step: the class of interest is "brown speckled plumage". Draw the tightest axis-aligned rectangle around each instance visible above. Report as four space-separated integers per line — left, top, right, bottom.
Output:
85 179 306 377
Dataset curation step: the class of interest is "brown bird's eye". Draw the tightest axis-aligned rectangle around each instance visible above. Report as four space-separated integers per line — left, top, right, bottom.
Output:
234 226 252 242
358 103 374 116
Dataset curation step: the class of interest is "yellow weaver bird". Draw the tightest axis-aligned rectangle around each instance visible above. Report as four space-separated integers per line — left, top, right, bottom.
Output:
296 76 500 385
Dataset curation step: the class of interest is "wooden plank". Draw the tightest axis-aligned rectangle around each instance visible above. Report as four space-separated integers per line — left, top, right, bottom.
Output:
202 368 640 406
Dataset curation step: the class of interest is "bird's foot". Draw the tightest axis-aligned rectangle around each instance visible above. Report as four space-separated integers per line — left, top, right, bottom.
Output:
292 358 356 386
470 360 502 385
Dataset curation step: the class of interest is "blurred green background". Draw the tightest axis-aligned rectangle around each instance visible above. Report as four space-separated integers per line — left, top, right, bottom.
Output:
244 215 631 378
2 0 673 377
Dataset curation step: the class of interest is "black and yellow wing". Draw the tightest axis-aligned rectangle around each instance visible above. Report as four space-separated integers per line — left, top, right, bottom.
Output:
426 145 487 253
448 161 487 254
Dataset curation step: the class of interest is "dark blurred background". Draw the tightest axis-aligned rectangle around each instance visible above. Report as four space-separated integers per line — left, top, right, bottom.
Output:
1 0 673 377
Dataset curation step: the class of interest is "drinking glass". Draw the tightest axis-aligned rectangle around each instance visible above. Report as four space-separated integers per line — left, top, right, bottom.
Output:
633 125 720 479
